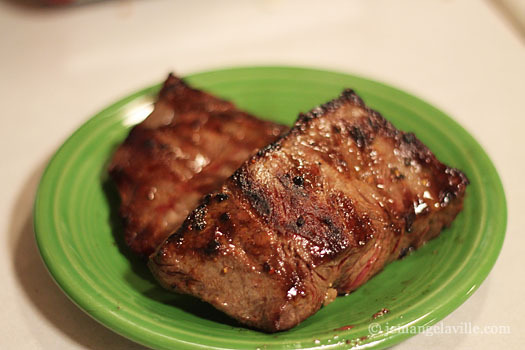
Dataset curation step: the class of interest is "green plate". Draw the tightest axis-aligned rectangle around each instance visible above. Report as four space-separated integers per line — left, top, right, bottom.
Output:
34 66 506 349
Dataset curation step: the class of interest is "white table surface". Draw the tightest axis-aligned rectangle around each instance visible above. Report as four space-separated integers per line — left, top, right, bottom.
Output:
1 0 523 349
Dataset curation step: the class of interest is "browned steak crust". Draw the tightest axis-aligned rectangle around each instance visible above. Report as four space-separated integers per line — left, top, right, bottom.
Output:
109 74 287 257
149 89 469 332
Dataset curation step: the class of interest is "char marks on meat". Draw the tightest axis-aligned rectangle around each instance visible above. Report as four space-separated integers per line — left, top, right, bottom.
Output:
109 74 287 257
149 88 468 332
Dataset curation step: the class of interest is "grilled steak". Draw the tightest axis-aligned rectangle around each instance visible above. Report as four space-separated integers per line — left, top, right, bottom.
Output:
109 74 287 257
149 89 469 332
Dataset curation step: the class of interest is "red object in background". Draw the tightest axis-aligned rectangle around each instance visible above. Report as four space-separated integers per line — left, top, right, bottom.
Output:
42 0 75 4
40 0 101 5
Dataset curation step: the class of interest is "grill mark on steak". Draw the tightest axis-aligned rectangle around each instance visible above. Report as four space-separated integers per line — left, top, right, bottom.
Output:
231 168 273 220
149 88 469 332
109 74 287 257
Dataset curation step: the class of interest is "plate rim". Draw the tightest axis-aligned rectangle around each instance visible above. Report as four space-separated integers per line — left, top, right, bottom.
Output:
33 65 507 350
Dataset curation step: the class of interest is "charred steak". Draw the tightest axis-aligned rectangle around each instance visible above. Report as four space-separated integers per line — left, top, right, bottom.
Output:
149 89 469 332
109 74 287 257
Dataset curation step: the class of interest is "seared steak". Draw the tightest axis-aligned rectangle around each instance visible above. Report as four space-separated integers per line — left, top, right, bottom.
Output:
149 89 469 332
109 74 287 257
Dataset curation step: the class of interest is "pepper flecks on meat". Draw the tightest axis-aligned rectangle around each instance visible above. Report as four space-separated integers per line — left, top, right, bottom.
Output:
149 88 468 332
292 176 305 186
349 126 367 148
215 193 229 202
220 212 231 222
296 216 305 227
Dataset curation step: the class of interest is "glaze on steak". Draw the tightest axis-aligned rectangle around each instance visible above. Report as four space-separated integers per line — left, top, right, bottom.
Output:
149 89 469 332
109 74 287 257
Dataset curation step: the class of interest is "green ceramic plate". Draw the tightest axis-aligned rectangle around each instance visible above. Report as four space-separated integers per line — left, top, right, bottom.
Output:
34 66 506 349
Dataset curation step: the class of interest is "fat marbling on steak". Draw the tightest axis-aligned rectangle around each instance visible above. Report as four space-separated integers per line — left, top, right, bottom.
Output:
149 88 469 332
109 74 287 257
